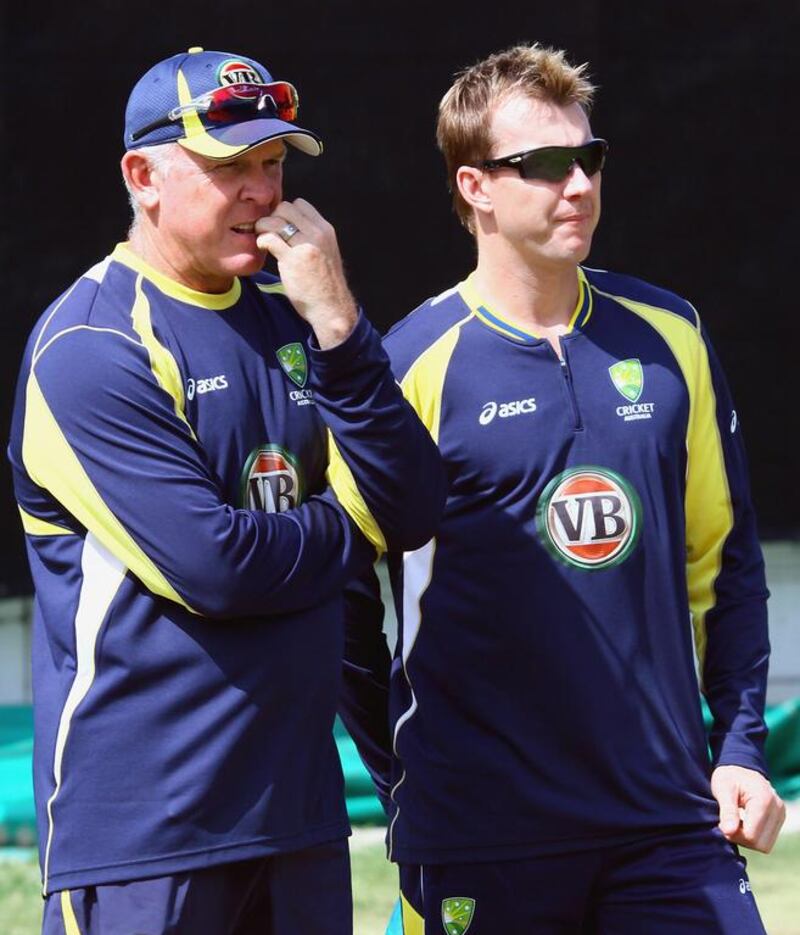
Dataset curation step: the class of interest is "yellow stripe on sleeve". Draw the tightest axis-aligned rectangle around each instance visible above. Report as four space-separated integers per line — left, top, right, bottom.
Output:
682 340 731 672
18 506 75 537
604 293 731 669
129 274 196 437
400 315 470 444
327 316 465 554
326 431 386 554
21 373 195 613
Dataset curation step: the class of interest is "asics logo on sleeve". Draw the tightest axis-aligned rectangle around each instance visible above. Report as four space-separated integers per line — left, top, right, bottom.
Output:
479 397 537 425
186 375 229 400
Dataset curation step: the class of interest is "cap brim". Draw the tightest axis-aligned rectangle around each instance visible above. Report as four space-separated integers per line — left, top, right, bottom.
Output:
178 117 323 159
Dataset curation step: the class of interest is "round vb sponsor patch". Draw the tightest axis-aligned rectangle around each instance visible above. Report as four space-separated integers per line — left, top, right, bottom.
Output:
217 59 265 87
536 466 641 570
240 445 303 513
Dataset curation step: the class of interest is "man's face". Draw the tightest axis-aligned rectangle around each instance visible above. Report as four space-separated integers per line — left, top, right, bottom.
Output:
149 139 286 292
480 94 601 268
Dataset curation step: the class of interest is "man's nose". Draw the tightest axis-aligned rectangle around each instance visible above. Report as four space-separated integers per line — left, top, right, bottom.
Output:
243 168 281 205
563 162 595 195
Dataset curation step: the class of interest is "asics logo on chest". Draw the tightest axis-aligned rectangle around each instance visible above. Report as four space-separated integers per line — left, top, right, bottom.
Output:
479 397 537 425
187 375 229 400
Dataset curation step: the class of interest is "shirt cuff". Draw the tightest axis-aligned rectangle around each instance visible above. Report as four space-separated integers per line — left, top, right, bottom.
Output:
306 309 377 380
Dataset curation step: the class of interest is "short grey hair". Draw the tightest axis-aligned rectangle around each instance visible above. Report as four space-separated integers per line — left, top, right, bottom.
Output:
123 143 181 234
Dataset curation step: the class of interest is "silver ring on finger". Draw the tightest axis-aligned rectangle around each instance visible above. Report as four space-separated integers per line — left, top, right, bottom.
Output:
278 222 299 244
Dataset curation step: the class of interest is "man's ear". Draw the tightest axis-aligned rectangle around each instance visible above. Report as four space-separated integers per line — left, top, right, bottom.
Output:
121 150 162 211
456 165 494 220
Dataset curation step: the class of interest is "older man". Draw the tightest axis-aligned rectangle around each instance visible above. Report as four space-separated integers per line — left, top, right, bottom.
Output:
341 43 785 934
8 47 444 935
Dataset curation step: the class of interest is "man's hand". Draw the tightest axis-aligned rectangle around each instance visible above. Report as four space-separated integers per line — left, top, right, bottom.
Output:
255 199 358 349
710 764 786 853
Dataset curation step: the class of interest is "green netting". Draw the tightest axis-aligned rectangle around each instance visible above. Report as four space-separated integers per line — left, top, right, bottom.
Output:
0 706 36 847
700 697 800 802
2 701 798 848
334 718 387 824
767 700 800 799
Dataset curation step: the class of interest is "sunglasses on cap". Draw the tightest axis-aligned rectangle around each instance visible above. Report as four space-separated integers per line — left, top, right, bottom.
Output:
481 138 608 182
130 81 300 143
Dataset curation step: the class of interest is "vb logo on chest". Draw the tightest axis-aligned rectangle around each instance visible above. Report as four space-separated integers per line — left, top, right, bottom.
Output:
240 445 304 513
536 466 642 569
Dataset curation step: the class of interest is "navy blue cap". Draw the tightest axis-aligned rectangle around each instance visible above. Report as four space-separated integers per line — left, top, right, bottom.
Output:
124 47 322 158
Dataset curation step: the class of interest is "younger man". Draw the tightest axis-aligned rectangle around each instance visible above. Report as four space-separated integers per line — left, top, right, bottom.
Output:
342 43 784 934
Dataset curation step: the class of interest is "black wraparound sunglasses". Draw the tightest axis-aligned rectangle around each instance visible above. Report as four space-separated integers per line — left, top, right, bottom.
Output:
481 138 608 182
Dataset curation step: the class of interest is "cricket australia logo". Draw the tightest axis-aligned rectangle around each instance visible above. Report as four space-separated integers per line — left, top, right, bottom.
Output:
609 358 655 421
441 897 476 935
277 342 308 388
609 358 643 401
240 445 303 513
536 466 642 570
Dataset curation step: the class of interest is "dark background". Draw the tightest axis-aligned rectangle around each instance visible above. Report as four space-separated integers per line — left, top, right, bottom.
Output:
1 0 797 596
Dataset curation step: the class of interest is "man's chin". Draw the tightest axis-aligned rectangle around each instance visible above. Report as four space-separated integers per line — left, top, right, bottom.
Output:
228 252 269 277
564 237 594 265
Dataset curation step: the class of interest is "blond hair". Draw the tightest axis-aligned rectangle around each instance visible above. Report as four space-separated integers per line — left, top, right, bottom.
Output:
437 43 597 233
